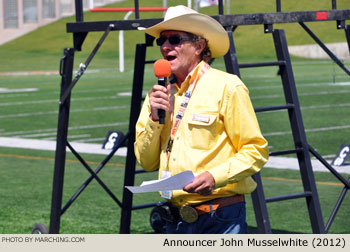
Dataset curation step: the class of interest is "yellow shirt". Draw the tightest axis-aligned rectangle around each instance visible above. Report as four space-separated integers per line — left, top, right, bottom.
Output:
134 61 268 207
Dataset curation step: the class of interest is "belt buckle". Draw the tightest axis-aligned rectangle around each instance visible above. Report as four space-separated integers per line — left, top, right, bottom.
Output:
179 206 198 223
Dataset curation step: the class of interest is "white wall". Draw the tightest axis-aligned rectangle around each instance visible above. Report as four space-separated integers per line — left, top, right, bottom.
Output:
0 0 122 45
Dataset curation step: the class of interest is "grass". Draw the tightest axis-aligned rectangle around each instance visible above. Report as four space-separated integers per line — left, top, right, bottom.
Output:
1 59 349 234
0 149 349 234
0 0 350 234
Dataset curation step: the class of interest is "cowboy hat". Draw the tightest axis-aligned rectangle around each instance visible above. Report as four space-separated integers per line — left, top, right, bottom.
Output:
138 5 229 58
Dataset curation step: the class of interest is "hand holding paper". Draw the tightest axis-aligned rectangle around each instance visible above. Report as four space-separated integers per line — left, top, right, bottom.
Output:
125 171 195 193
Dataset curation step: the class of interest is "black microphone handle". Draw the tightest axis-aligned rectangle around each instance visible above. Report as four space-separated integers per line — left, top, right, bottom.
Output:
158 77 167 124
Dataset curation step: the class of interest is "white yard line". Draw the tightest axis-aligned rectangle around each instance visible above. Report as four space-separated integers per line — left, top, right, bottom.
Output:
0 68 118 76
0 137 127 157
0 122 128 137
0 94 29 98
0 96 118 107
21 132 58 138
265 156 350 174
0 110 59 119
264 125 350 137
300 103 350 110
0 71 58 76
249 82 350 91
40 134 91 141
1 88 348 107
261 103 350 114
0 88 38 93
0 137 350 174
251 89 350 100
74 137 106 143
1 101 348 119
0 137 348 174
0 105 129 119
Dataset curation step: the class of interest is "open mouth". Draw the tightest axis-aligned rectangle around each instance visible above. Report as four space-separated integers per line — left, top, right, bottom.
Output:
166 55 176 61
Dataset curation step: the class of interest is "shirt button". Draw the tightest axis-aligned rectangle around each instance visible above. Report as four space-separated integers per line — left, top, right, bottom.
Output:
173 158 176 161
176 137 179 140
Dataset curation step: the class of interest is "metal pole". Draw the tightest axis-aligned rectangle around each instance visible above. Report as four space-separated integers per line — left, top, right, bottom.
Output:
325 178 350 232
120 41 147 233
276 0 281 12
345 25 350 53
218 0 224 15
273 29 325 233
60 24 114 104
75 0 83 22
299 22 350 76
134 0 139 19
187 0 192 8
332 0 337 9
49 48 75 234
251 173 272 233
223 26 241 77
119 11 134 72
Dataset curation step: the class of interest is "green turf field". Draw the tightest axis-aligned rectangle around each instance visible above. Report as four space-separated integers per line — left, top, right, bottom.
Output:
0 0 350 234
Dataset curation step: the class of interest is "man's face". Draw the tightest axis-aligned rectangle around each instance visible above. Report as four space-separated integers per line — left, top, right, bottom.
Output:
159 31 204 80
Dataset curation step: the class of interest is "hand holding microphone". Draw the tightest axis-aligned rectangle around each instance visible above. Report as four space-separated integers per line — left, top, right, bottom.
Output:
151 59 171 124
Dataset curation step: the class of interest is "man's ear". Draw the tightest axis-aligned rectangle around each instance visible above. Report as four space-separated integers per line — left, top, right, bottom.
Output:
195 40 206 55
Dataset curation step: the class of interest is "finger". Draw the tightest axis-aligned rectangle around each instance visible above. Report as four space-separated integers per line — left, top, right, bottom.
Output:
150 91 169 106
149 90 169 110
150 97 169 110
183 179 203 193
152 84 168 94
183 183 196 193
194 182 212 194
150 91 169 102
185 181 214 195
184 185 212 196
183 172 215 194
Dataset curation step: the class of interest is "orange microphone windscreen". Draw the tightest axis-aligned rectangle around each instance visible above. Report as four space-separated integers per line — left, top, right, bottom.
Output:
154 59 171 78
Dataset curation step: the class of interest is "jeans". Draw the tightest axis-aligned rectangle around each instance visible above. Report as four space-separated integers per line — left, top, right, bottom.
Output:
165 202 248 234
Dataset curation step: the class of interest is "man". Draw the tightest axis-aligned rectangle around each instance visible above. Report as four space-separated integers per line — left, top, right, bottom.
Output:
134 5 268 234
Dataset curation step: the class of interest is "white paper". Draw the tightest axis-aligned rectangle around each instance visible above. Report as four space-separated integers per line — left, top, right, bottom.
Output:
125 170 195 193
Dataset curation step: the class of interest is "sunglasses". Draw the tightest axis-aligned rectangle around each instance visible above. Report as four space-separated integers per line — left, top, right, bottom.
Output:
156 35 192 46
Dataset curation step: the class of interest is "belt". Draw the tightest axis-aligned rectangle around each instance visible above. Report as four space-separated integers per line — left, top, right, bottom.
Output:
194 194 245 215
178 194 245 223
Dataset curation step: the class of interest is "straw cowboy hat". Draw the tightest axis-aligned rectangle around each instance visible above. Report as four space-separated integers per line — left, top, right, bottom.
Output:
138 5 229 58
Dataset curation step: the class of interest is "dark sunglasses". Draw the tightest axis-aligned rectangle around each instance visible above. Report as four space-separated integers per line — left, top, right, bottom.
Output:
156 35 192 46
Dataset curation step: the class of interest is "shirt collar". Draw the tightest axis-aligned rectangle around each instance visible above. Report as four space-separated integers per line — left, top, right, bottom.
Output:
176 61 206 93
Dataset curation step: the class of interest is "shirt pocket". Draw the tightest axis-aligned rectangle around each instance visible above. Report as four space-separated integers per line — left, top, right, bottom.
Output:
187 111 218 150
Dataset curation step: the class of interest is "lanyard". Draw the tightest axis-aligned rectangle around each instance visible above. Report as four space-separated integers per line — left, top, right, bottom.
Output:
166 62 210 170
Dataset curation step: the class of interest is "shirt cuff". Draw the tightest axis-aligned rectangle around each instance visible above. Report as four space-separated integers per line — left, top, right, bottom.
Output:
207 164 229 189
145 116 164 133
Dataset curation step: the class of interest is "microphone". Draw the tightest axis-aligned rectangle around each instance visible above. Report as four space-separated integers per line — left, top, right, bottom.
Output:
153 59 171 124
